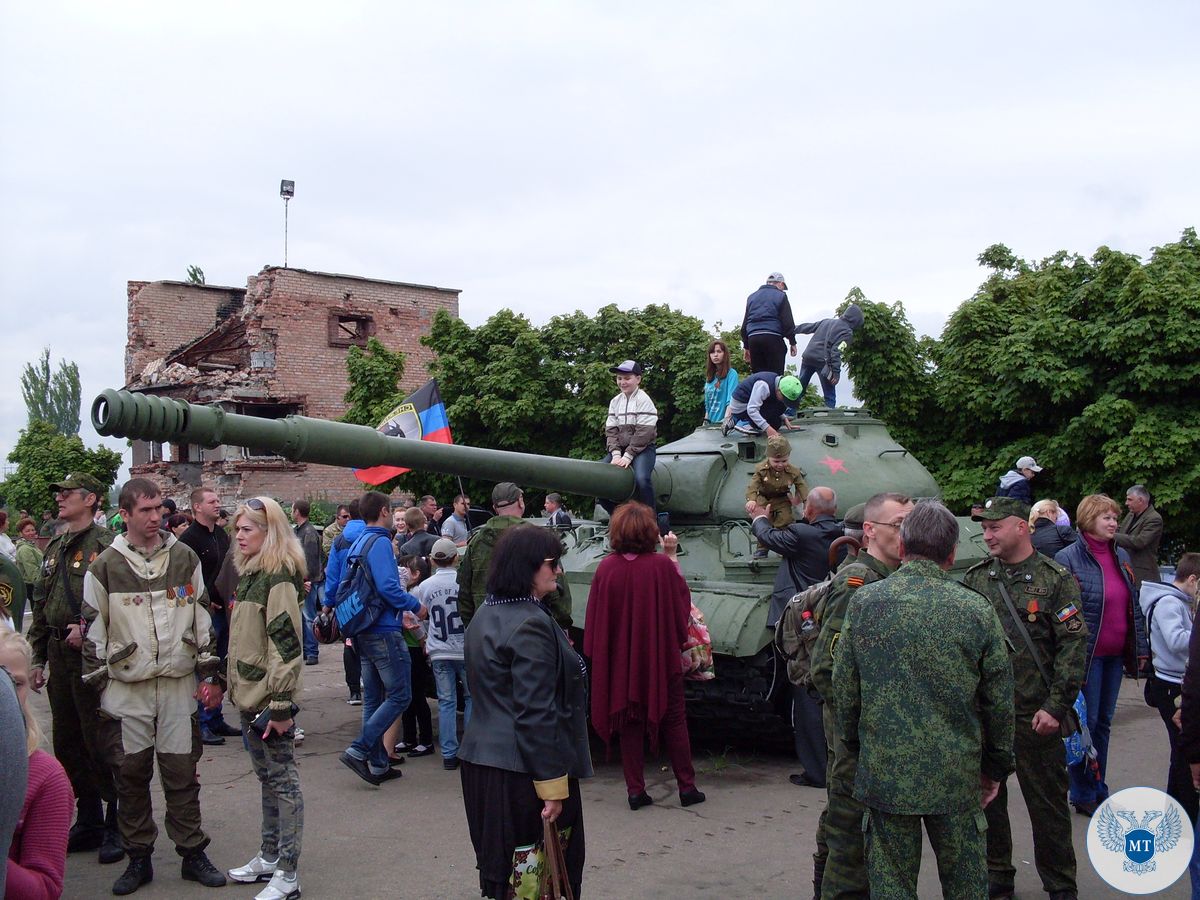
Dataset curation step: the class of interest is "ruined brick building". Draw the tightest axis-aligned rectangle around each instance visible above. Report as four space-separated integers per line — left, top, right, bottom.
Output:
125 266 459 509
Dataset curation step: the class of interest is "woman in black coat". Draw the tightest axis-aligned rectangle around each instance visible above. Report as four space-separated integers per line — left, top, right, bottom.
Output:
1030 499 1077 558
458 525 592 899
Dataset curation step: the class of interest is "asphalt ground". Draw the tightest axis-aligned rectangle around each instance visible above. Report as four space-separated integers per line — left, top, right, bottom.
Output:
39 659 1190 899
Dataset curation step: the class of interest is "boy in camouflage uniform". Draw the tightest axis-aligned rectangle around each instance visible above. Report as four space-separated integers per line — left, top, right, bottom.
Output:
747 434 809 559
963 497 1086 900
832 500 1015 900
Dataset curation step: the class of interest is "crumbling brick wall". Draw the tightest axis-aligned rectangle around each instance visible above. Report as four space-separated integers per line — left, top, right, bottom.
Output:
126 282 245 384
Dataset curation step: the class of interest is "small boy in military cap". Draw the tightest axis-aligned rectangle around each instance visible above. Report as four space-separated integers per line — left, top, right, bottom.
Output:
747 435 809 559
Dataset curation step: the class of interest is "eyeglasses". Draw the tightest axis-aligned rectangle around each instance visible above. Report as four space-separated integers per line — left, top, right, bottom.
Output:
867 520 905 530
246 498 266 511
543 558 562 570
54 488 86 499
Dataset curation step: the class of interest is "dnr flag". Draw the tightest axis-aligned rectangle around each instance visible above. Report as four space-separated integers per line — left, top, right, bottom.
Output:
353 379 453 485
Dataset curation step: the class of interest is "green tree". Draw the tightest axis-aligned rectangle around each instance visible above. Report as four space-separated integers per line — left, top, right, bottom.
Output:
20 347 81 435
186 265 206 285
1 420 123 517
333 304 720 510
846 228 1200 554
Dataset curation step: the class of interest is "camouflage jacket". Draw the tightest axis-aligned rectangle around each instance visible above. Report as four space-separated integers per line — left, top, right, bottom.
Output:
457 516 572 630
745 461 809 507
832 559 1015 815
28 523 115 668
962 550 1087 722
810 551 894 705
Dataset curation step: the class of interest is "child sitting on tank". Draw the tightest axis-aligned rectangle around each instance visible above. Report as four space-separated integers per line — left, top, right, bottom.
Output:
600 359 658 514
747 434 809 559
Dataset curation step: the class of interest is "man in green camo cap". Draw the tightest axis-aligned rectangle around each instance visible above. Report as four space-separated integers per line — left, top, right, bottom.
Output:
27 471 123 863
963 496 1086 900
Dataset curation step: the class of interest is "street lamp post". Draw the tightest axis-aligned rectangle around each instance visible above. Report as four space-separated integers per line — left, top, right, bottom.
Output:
280 179 295 267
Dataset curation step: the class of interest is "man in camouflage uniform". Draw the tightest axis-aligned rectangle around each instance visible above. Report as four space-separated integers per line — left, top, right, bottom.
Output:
457 482 572 629
832 500 1015 899
963 497 1086 900
0 554 27 631
809 492 912 900
26 471 123 863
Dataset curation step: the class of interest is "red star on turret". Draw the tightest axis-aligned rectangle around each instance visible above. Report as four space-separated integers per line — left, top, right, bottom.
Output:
820 455 848 475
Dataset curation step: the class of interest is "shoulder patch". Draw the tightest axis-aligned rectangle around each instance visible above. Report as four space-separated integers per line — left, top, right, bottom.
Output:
846 576 864 588
1056 603 1079 622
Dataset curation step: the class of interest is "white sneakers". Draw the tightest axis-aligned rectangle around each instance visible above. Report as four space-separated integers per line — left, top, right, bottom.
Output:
228 855 278 883
255 869 301 900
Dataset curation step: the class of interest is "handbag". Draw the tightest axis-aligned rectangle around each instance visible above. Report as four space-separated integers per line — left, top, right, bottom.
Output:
681 603 715 681
995 580 1082 739
509 824 574 900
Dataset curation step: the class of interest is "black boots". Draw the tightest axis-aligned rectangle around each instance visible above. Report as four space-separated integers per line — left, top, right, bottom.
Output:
181 849 227 887
112 855 153 895
99 802 125 864
67 797 105 852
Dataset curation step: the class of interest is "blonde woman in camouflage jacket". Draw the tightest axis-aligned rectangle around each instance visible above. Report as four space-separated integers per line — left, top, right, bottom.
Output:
202 496 306 900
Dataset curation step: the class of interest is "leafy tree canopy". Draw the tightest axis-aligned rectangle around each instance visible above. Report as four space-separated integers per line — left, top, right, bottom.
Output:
1 420 123 517
20 347 81 435
845 227 1200 556
186 265 205 285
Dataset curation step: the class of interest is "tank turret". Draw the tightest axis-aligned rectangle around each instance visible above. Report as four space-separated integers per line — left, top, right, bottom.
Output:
93 388 985 747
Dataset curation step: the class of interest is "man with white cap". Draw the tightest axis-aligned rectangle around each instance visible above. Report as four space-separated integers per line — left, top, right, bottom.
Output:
996 455 1043 506
740 272 798 375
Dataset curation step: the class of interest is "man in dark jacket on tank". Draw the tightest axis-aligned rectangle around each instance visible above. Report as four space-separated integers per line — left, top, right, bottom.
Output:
740 272 798 375
794 303 864 408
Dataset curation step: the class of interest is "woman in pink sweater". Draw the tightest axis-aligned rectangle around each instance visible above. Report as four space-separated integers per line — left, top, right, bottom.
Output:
2 629 75 900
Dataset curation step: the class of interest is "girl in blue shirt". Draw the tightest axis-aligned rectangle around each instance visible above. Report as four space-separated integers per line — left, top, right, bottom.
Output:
703 340 739 423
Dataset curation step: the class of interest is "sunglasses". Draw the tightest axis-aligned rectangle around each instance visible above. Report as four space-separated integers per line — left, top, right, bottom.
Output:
246 498 266 512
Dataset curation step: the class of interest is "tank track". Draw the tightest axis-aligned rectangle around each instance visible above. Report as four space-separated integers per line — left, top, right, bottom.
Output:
684 646 795 751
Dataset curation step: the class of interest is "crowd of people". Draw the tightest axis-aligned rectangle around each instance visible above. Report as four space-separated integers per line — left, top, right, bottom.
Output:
0 273 1193 900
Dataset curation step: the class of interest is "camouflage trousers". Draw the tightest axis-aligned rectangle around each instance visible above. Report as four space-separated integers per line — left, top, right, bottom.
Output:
241 711 304 871
46 639 115 814
863 806 987 900
819 704 869 900
986 717 1076 895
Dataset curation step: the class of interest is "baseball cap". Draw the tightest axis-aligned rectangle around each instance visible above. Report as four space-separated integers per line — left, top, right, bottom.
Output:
778 375 803 402
492 482 524 507
609 360 644 375
842 503 866 529
972 496 1031 522
50 472 106 497
430 538 459 562
767 272 786 284
1016 456 1043 472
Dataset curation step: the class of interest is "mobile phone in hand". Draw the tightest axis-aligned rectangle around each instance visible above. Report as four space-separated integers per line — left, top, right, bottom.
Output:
252 703 300 741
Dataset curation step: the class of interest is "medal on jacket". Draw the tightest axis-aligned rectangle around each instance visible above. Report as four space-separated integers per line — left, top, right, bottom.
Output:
73 550 83 569
1026 598 1039 622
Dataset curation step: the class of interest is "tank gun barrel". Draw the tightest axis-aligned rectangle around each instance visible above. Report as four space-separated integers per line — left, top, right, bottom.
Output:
91 389 636 500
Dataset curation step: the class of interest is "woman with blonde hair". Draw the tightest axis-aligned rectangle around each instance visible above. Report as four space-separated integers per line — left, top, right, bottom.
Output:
1029 499 1076 558
1 627 75 899
198 497 306 900
1054 493 1146 816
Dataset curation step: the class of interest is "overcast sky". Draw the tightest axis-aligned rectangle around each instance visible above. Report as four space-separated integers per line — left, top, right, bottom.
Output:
1 1 1196 474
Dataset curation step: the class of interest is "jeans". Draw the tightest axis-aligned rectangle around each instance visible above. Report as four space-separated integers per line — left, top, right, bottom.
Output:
431 658 472 760
798 363 837 409
347 632 411 774
599 447 656 511
197 606 228 729
301 585 321 661
1068 654 1124 804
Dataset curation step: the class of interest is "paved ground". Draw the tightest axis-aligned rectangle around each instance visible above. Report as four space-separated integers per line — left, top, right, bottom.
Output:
41 659 1190 899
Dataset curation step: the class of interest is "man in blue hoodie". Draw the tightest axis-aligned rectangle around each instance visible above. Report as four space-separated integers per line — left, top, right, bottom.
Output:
1140 552 1200 823
794 303 864 409
324 499 365 705
336 491 424 786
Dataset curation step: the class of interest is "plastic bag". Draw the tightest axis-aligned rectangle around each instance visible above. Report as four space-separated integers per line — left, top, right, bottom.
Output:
681 604 715 681
1062 691 1096 768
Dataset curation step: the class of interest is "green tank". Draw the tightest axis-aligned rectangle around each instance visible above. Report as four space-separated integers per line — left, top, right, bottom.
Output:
91 389 987 746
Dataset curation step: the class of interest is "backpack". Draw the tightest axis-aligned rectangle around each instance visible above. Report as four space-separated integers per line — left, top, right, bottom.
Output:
773 575 834 687
333 533 388 638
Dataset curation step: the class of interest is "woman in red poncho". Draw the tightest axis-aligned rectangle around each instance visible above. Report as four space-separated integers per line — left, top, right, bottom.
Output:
583 502 705 811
